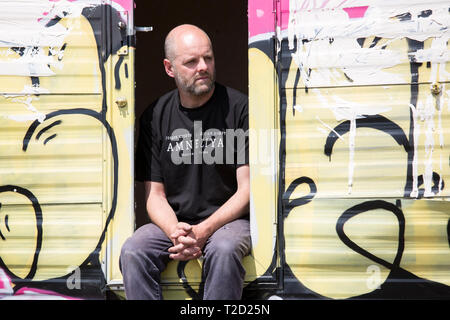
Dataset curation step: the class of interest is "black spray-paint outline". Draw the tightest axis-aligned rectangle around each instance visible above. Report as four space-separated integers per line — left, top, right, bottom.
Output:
35 120 62 142
0 203 4 241
324 114 411 160
319 36 448 295
336 200 405 271
0 185 43 281
0 4 126 296
243 27 450 298
22 108 119 273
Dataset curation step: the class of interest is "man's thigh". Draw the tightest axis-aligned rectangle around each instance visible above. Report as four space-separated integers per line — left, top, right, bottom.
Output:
121 223 173 266
204 218 252 258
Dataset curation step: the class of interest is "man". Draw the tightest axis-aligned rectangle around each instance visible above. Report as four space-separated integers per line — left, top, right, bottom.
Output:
120 24 251 300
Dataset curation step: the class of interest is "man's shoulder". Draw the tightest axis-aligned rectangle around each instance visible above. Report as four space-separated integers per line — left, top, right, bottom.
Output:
140 88 179 120
215 83 248 114
217 83 247 101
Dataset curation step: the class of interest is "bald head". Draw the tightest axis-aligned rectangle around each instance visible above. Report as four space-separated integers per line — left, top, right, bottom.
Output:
162 24 216 107
164 24 212 62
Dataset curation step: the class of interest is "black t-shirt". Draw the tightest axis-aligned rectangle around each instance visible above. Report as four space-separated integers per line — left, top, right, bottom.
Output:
136 83 249 223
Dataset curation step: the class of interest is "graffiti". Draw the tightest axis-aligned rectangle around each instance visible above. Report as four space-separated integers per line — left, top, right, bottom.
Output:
0 185 43 281
246 0 450 300
0 267 80 299
0 0 133 299
1 0 448 300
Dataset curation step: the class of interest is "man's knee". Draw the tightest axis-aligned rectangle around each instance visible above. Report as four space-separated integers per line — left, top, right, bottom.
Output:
120 237 142 271
205 239 245 261
205 223 251 260
120 224 172 275
120 232 154 268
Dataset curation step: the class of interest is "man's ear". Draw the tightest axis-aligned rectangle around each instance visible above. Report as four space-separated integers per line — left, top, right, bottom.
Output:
163 59 175 78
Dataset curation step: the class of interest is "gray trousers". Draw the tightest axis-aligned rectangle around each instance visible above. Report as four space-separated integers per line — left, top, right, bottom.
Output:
119 218 251 300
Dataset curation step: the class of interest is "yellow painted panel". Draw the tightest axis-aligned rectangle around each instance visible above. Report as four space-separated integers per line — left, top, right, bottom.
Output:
0 113 105 205
104 47 136 285
0 0 136 300
247 47 279 278
282 1 450 89
0 13 102 95
284 198 450 299
0 202 102 281
283 83 450 199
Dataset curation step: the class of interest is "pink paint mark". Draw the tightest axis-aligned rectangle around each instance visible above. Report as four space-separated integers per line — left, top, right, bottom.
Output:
248 0 275 38
343 6 369 19
0 270 11 290
0 280 5 290
15 287 81 300
113 0 133 12
249 0 293 39
320 0 332 9
49 0 133 12
36 0 134 25
0 268 13 296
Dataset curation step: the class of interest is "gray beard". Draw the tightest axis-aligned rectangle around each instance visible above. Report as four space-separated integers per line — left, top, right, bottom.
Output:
175 71 216 97
187 79 215 96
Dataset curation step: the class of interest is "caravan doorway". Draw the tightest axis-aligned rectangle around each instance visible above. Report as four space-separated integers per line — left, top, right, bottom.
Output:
133 0 249 227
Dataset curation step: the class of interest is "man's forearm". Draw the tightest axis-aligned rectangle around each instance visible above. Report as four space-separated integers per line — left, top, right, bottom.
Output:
203 189 248 233
197 174 250 238
147 192 179 240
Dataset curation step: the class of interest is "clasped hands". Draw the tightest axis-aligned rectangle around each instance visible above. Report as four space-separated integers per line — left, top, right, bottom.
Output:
168 222 208 261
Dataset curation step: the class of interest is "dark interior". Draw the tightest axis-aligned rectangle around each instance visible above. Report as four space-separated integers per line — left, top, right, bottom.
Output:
133 0 249 228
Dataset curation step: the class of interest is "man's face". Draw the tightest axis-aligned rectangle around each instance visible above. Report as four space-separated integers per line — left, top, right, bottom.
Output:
170 34 216 96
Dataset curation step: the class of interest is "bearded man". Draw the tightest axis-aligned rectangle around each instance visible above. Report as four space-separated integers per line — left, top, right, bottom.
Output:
120 24 251 300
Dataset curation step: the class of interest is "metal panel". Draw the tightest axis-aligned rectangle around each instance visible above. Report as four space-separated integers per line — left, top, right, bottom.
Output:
247 0 450 299
0 110 104 205
284 198 449 299
282 84 450 199
276 0 450 299
279 0 450 89
0 2 103 95
0 0 135 300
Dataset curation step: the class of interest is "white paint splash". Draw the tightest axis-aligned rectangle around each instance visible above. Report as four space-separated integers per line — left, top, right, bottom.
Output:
409 103 420 198
256 9 265 18
423 95 435 197
288 2 449 87
289 1 449 196
311 89 392 193
347 117 356 194
316 115 347 144
3 84 50 98
6 96 46 123
0 0 103 122
0 0 95 78
0 47 61 77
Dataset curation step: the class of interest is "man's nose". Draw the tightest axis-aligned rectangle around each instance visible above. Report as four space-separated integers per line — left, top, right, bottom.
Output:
197 58 208 72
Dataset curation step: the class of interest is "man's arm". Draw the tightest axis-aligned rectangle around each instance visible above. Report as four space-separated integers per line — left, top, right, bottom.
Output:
169 164 250 257
145 181 179 238
146 181 201 260
195 164 250 245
